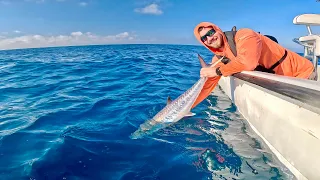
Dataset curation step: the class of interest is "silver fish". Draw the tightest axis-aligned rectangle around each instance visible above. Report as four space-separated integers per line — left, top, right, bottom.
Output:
130 54 210 139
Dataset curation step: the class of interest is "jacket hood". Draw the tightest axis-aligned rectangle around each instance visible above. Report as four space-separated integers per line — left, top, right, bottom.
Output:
194 22 229 55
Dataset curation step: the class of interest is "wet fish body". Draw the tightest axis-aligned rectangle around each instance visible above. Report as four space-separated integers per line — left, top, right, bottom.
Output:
130 54 210 139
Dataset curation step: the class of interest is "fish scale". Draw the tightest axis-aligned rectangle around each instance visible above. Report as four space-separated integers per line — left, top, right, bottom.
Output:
154 77 206 123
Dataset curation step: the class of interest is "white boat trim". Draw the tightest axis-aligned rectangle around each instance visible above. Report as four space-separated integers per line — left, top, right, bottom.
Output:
218 70 320 180
232 71 320 115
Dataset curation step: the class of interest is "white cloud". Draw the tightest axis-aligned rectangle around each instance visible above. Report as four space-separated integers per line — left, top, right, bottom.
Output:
0 31 137 50
71 31 83 36
115 32 129 38
134 3 163 15
79 2 87 6
14 30 21 34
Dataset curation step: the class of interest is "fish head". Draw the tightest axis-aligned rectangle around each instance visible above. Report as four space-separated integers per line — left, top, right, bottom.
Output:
129 120 170 139
129 120 155 139
129 128 147 139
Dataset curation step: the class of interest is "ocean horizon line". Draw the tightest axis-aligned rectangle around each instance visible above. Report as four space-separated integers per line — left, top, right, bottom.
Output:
0 43 204 52
0 43 305 56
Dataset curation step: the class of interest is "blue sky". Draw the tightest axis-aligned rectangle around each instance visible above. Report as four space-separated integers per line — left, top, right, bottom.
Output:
0 0 319 51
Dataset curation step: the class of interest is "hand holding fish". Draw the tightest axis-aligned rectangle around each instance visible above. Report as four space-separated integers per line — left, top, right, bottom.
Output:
200 66 218 78
199 55 224 78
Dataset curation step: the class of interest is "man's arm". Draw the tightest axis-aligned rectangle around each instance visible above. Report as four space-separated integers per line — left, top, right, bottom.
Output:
219 29 262 76
192 55 223 108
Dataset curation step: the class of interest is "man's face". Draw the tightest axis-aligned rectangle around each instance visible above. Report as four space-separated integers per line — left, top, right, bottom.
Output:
199 27 223 49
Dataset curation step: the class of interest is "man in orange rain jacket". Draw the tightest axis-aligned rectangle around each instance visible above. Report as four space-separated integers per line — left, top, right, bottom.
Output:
191 22 315 108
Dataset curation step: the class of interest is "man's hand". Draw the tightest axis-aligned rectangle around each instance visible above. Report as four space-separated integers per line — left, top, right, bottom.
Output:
200 66 218 78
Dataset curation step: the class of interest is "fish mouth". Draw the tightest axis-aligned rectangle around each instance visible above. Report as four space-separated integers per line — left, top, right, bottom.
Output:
129 133 141 139
129 129 146 139
129 121 172 140
129 135 139 140
129 121 155 139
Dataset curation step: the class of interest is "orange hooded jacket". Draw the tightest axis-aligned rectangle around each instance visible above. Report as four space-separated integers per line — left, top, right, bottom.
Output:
191 22 314 108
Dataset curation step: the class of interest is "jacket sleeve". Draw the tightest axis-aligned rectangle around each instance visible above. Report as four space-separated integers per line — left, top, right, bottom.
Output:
219 30 262 76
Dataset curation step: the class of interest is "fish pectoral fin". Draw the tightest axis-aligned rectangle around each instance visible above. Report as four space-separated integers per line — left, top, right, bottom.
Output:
184 112 196 117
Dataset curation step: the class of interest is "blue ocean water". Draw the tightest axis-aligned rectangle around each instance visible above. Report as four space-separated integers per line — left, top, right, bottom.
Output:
0 44 295 180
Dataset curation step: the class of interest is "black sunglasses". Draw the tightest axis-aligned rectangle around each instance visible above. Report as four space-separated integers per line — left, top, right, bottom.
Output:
201 29 215 42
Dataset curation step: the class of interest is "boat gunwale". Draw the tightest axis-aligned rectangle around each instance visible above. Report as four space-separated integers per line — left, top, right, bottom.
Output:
231 71 320 115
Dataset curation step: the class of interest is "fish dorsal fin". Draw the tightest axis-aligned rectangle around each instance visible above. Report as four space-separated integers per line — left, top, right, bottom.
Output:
197 54 210 68
167 96 172 105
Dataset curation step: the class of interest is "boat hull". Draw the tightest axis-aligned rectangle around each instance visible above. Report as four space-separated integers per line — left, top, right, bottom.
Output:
218 69 320 180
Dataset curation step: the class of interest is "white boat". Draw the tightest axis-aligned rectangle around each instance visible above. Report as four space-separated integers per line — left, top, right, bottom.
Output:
217 14 320 180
